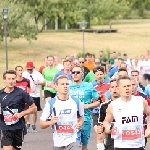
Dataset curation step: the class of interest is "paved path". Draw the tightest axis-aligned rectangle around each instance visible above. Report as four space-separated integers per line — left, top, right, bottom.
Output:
20 100 150 150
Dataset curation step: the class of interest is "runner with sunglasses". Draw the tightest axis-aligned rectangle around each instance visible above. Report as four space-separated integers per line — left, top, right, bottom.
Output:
78 57 90 79
40 75 84 150
69 66 101 150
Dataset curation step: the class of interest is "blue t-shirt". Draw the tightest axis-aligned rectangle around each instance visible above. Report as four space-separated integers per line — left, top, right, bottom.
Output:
144 84 150 98
69 82 99 122
108 67 118 77
53 71 72 83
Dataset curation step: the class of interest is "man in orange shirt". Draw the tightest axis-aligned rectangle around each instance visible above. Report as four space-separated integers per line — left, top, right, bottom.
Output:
84 53 94 71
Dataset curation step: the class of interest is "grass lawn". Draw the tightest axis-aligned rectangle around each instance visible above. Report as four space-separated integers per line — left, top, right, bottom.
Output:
0 19 150 87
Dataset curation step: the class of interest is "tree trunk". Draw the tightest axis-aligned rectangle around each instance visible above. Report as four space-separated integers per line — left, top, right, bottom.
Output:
109 19 112 29
55 19 58 30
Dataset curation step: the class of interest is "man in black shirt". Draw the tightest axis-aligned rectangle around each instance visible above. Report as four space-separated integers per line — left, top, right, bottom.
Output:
96 79 120 150
78 57 90 79
0 70 37 150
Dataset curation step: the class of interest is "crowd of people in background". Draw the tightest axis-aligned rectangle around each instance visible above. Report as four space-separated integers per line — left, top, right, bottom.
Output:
1 49 150 150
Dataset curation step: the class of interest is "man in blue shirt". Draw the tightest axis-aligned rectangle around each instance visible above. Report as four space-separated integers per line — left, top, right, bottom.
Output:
69 66 101 150
0 70 37 150
53 59 72 82
108 58 123 78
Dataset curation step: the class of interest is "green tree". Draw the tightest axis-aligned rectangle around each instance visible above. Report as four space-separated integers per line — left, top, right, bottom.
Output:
0 0 38 42
97 0 129 29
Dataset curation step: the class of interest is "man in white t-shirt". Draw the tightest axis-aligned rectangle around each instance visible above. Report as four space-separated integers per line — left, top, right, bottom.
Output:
123 53 131 71
22 61 45 132
40 75 84 150
103 76 150 149
141 56 150 74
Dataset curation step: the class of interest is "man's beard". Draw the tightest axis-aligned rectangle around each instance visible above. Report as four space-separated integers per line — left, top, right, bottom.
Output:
73 79 80 83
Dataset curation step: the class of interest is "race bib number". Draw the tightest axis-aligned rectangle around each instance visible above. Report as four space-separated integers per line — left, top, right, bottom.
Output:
121 125 142 143
3 109 19 125
56 121 75 137
46 81 52 90
111 126 118 139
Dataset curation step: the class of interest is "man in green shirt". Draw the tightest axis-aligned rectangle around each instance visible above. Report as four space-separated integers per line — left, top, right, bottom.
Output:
109 53 115 67
42 55 59 102
99 51 108 70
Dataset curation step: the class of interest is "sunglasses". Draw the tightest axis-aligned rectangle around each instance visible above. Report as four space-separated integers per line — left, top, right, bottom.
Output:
27 69 33 71
79 61 84 64
72 71 82 74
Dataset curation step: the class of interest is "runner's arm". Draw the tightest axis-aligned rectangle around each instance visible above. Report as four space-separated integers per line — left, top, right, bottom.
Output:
40 102 57 129
20 103 37 117
143 99 150 129
103 103 114 134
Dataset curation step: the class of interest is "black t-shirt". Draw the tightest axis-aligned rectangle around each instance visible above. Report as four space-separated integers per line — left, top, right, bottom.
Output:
98 100 114 147
0 87 34 130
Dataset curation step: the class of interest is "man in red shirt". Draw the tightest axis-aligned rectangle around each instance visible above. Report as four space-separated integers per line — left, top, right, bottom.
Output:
38 57 48 74
15 66 31 141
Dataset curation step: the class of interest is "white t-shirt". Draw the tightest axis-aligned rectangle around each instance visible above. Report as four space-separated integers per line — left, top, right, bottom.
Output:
111 96 144 148
40 96 84 147
142 60 150 74
22 70 44 97
124 59 131 71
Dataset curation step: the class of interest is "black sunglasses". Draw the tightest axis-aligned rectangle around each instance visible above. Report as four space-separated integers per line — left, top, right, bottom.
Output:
72 71 82 74
79 61 84 64
27 69 33 71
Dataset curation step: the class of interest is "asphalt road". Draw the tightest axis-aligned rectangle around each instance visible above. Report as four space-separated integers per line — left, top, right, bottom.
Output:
16 100 150 150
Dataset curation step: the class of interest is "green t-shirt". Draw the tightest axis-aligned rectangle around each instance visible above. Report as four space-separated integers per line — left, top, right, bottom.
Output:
100 57 108 67
42 67 59 93
84 72 95 83
84 71 109 82
109 58 114 65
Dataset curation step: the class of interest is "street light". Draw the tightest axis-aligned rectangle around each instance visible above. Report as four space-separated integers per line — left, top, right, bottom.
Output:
77 21 88 58
2 8 9 70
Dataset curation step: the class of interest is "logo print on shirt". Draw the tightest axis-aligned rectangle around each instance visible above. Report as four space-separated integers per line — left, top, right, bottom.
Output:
59 109 72 115
122 116 138 124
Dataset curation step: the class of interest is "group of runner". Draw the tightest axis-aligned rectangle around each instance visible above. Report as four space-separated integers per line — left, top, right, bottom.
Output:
1 51 150 150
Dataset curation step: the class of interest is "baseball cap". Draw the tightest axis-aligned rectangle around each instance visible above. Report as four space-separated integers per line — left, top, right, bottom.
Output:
26 62 35 69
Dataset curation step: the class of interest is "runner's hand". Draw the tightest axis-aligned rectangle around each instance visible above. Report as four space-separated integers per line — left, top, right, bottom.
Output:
145 128 150 137
76 122 82 129
97 124 104 134
50 116 58 125
13 113 23 119
33 81 39 85
83 104 89 109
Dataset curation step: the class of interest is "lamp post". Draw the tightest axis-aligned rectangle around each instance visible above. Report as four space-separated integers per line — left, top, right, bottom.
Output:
2 8 9 70
77 21 88 58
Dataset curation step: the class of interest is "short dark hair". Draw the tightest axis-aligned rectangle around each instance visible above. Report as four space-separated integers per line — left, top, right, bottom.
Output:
93 66 104 74
143 74 150 81
72 66 83 72
3 70 16 79
55 75 68 85
117 75 131 86
118 68 128 73
110 78 117 84
47 55 54 60
15 66 23 71
131 70 139 75
85 53 91 57
118 58 123 61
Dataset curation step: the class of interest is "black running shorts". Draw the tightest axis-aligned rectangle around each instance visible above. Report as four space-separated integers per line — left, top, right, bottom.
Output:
1 129 23 150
